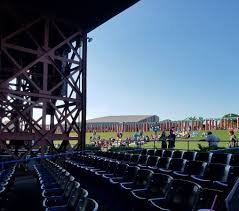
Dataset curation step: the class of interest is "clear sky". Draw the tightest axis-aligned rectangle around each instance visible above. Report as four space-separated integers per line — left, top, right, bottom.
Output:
87 0 239 121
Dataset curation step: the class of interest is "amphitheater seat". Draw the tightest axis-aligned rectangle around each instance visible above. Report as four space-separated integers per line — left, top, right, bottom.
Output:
191 163 230 188
141 149 147 155
195 188 224 211
147 149 155 156
225 178 239 211
111 152 119 160
213 166 239 191
120 169 153 196
79 157 98 171
210 153 231 164
182 151 197 160
44 182 86 210
130 173 173 210
83 159 105 177
157 158 187 174
229 154 239 166
89 160 110 176
173 160 206 179
109 166 139 186
136 155 148 166
42 176 75 197
102 163 128 183
43 180 76 205
195 152 212 162
148 157 171 172
162 150 174 158
122 153 131 163
155 149 164 157
41 171 71 190
75 198 98 211
172 151 184 159
128 154 140 165
148 179 201 211
138 156 159 169
94 161 119 180
116 153 125 162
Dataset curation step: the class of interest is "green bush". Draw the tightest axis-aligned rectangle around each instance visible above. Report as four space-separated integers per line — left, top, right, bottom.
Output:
197 144 225 152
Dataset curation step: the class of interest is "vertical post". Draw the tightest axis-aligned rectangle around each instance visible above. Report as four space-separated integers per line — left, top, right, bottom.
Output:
80 33 87 151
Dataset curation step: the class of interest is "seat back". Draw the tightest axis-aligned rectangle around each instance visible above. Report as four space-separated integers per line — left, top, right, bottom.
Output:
162 150 174 158
172 151 184 159
155 149 164 157
211 153 231 165
95 159 104 169
166 179 202 211
59 172 71 188
123 166 139 181
195 152 212 162
67 182 88 209
183 161 206 175
225 178 239 211
87 157 97 167
147 149 155 156
227 166 239 185
75 198 98 211
148 173 173 197
196 188 224 211
182 151 197 160
141 149 147 155
123 153 131 162
64 177 76 198
204 163 229 182
116 153 125 161
137 155 148 165
111 152 119 160
168 158 186 171
130 154 140 163
107 161 119 174
229 154 239 166
146 156 159 167
107 152 113 158
157 157 171 169
113 164 128 177
134 169 153 187
101 160 110 171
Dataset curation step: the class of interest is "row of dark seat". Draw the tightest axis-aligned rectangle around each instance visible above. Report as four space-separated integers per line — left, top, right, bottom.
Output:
76 151 239 191
95 149 239 166
66 154 235 210
34 159 98 211
0 165 16 208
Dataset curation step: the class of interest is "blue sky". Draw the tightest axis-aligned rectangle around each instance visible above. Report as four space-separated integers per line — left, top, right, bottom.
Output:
87 0 239 121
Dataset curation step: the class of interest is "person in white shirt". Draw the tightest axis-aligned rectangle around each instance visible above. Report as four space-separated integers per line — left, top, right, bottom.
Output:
205 131 220 147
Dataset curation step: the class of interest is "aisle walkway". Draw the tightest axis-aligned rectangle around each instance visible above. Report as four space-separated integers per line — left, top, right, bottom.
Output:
6 168 43 211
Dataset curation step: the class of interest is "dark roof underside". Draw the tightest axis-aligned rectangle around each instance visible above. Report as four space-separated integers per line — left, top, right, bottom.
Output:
4 0 139 32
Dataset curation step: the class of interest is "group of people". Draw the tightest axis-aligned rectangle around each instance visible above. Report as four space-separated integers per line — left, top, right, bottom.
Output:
158 129 239 149
158 129 176 149
205 130 238 148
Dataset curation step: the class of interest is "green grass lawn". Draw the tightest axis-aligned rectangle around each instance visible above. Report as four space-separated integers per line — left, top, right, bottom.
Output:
63 129 236 151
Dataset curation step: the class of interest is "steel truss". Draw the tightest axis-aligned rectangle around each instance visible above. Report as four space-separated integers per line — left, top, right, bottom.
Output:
0 16 87 159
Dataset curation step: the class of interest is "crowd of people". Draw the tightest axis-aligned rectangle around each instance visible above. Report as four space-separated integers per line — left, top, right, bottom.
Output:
90 129 239 150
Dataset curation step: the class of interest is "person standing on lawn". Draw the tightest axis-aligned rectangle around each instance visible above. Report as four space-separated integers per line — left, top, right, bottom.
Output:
228 130 238 148
167 129 176 149
159 131 167 149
